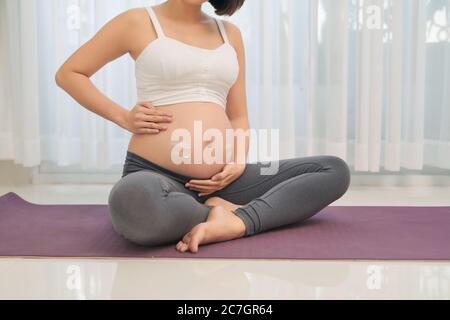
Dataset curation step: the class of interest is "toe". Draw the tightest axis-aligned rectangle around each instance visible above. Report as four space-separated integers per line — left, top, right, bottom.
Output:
189 243 198 253
189 233 202 253
182 232 192 244
180 242 189 253
176 241 184 252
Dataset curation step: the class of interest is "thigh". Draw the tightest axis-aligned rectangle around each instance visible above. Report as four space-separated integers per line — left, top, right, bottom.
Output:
211 156 332 205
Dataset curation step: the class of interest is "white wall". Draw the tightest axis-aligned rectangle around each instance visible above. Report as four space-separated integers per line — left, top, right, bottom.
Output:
0 161 33 185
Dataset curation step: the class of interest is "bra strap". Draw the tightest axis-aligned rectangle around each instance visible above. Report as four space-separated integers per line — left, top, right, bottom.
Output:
216 19 229 44
146 6 165 38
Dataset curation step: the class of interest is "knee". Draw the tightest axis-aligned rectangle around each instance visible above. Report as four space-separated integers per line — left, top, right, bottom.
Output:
325 156 351 197
108 171 170 246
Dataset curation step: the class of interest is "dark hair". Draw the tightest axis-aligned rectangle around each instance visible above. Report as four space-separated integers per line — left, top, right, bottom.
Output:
209 0 245 16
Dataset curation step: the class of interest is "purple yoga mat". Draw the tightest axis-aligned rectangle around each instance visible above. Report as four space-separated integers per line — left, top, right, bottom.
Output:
0 192 449 260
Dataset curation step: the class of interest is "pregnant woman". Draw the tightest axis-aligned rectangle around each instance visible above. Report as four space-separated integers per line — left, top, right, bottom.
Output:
56 0 351 253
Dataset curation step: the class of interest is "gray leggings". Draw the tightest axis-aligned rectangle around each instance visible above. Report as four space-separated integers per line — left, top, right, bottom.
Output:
108 152 351 247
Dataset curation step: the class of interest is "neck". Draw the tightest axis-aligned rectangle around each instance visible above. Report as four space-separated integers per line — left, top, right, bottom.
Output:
162 0 204 23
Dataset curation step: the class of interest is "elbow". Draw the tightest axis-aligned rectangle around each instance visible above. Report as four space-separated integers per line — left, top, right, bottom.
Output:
55 66 71 89
55 69 65 88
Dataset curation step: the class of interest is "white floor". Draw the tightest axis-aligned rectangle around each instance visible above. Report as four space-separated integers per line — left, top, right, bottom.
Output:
0 185 449 300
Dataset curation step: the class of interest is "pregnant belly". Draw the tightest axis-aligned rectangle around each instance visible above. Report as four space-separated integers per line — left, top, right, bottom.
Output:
127 102 234 179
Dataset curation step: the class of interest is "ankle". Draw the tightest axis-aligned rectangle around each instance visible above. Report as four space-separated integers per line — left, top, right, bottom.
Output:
235 218 247 238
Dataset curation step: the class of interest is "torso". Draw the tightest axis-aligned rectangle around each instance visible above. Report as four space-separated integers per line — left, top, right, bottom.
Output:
127 102 234 179
127 7 237 179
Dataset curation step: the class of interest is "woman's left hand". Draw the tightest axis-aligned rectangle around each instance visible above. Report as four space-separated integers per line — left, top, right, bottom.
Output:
186 163 246 197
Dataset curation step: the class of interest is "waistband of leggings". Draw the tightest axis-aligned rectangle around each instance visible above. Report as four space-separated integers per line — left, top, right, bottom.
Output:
124 151 195 183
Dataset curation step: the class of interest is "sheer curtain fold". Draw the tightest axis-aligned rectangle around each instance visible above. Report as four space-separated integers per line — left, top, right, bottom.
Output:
305 0 350 159
385 0 404 171
306 0 319 156
302 0 449 171
0 0 449 172
403 0 427 170
324 0 349 160
354 0 384 172
0 0 41 167
278 0 296 159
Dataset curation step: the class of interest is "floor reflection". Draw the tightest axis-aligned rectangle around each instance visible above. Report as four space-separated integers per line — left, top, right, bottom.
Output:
0 258 449 300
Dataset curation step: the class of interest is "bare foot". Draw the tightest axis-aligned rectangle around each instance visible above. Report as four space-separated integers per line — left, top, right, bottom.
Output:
176 205 246 254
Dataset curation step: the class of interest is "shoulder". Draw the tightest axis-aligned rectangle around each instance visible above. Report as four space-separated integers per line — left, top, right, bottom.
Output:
220 20 244 50
117 7 149 26
104 7 149 32
103 6 154 43
221 20 242 41
94 7 153 52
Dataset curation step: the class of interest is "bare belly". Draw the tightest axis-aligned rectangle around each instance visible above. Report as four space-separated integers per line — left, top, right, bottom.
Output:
127 102 234 179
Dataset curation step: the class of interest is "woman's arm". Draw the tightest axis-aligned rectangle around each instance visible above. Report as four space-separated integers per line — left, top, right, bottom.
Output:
224 21 250 165
55 8 172 134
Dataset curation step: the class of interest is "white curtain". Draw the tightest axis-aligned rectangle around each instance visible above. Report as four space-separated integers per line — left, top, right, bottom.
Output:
0 0 449 172
0 0 41 167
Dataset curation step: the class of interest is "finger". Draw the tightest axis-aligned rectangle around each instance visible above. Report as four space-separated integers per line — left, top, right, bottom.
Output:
138 101 154 109
188 184 219 191
187 183 221 191
186 180 222 187
136 128 159 134
211 172 231 181
139 103 173 118
188 185 220 193
141 108 174 118
136 122 168 131
138 114 173 123
182 233 192 244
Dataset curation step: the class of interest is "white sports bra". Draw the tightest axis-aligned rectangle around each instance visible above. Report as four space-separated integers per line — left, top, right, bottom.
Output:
135 6 240 109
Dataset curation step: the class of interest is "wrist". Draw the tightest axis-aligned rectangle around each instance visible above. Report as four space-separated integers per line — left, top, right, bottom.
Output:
114 107 130 132
230 162 246 173
232 155 248 166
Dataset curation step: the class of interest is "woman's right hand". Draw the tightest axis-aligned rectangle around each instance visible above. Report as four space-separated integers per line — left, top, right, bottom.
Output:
125 101 173 134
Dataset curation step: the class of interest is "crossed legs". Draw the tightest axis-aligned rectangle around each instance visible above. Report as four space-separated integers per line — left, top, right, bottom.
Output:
108 155 351 252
